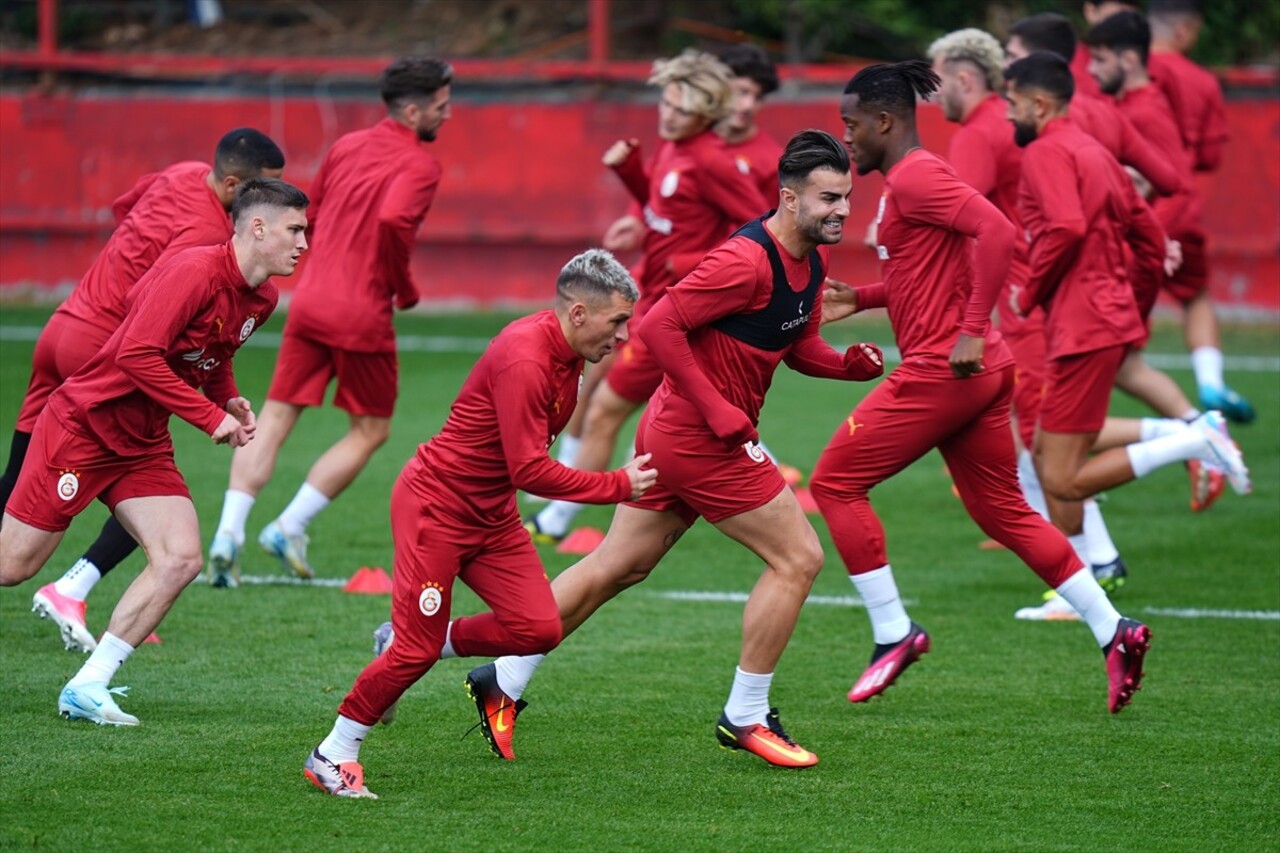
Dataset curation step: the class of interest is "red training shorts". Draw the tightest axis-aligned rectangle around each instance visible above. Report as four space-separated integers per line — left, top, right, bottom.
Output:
1038 345 1127 435
16 312 111 433
627 409 787 526
1163 231 1208 303
605 336 664 405
267 330 398 417
6 410 189 532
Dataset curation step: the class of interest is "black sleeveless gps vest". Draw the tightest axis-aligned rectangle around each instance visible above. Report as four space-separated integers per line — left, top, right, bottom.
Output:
709 212 825 351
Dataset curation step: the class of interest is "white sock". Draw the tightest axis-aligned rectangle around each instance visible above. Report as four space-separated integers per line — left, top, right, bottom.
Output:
1017 449 1050 520
535 500 583 538
318 714 373 764
723 666 773 727
850 565 910 645
439 621 456 659
1126 430 1208 478
70 631 134 687
1191 346 1225 391
1179 407 1202 422
1055 567 1121 646
494 654 545 701
277 482 330 536
1067 533 1090 569
1139 418 1189 441
217 489 256 545
555 434 581 467
54 558 101 602
1082 499 1120 566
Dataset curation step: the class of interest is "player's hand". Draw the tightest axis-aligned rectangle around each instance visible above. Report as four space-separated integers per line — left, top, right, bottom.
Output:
622 452 658 500
822 277 858 324
844 342 884 380
226 396 256 440
1125 165 1154 201
603 215 644 252
1164 238 1183 276
212 413 254 448
949 334 986 379
706 406 758 449
602 138 639 167
396 289 421 311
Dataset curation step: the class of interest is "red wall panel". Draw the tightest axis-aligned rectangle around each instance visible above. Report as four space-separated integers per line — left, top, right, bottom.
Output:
0 91 1276 312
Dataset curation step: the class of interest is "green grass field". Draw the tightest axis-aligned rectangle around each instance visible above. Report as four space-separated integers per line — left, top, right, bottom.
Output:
1 305 1277 851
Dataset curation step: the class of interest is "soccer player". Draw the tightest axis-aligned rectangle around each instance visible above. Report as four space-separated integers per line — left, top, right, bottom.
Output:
208 57 453 585
455 131 885 770
1071 1 1141 99
0 177 309 726
1085 11 1254 422
0 128 285 651
303 250 656 799
809 60 1157 715
1148 0 1229 172
525 50 768 544
1004 53 1249 576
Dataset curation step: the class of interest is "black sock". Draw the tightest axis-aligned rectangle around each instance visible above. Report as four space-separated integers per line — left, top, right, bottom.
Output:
0 430 33 512
82 515 140 577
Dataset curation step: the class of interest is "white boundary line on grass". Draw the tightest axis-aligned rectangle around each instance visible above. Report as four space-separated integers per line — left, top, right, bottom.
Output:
2 326 1278 371
229 577 1280 621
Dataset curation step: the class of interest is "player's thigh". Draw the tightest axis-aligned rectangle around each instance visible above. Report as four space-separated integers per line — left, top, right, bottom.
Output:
712 485 821 573
111 494 201 568
460 519 559 624
266 332 335 407
333 349 398 418
813 369 963 492
938 370 1023 507
589 502 690 583
387 475 470 645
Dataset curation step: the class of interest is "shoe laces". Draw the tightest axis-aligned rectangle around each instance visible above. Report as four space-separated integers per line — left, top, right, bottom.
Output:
107 686 130 699
462 695 528 741
763 710 799 747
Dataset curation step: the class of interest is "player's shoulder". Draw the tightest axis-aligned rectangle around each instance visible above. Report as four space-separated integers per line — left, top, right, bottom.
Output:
490 311 556 364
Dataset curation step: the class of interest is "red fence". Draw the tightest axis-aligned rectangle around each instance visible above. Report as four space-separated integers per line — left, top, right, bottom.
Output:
1 90 1277 314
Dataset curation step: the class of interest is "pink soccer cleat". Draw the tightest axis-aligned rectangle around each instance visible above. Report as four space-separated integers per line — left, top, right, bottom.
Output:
32 583 97 653
848 622 931 702
1105 618 1151 714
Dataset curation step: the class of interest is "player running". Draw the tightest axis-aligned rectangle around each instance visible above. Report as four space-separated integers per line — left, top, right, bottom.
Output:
0 178 308 726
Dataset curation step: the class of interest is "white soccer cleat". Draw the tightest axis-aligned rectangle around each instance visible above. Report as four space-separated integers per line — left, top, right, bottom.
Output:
1193 411 1251 496
207 531 242 588
1014 591 1081 622
303 748 378 799
372 621 398 725
259 521 314 579
58 683 139 726
32 583 97 653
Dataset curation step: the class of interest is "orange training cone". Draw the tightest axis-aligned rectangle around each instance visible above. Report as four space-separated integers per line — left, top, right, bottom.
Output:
556 527 605 555
792 486 820 515
344 567 393 595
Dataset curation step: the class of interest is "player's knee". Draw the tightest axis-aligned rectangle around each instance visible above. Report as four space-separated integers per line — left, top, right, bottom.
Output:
506 615 563 655
809 467 854 508
1039 472 1087 502
783 537 825 584
154 549 204 586
352 418 391 451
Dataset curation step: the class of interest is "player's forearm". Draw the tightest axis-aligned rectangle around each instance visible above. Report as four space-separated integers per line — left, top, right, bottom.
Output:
1023 223 1084 311
854 283 887 311
115 345 225 435
201 362 240 410
784 334 851 380
954 199 1015 337
611 155 650 205
510 458 631 504
638 298 739 424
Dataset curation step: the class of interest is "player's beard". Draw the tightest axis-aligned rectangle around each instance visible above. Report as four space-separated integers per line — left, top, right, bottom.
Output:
417 126 438 142
798 205 842 245
1012 119 1038 148
1097 71 1124 96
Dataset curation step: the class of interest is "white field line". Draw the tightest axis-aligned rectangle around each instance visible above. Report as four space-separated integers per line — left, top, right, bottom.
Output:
1 325 1277 371
221 578 1279 621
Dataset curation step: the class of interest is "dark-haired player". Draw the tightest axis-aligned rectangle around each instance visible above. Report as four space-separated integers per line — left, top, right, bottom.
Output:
460 131 883 770
0 128 286 652
1004 51 1249 605
1085 11 1254 423
209 57 453 585
811 61 1153 715
526 50 768 544
0 178 309 726
304 250 656 799
1148 0 1229 172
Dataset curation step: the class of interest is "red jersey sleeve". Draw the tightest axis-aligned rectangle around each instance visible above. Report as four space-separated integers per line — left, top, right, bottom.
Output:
1115 111 1182 198
1195 85 1229 172
610 146 650 205
115 268 228 436
1020 145 1086 313
378 157 441 309
855 283 888 311
111 171 163 224
1126 188 1169 279
491 359 631 502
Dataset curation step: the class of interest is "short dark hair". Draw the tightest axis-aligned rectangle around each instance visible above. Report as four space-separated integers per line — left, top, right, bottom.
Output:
381 56 454 108
1005 52 1076 104
778 130 849 190
231 177 309 225
843 60 940 118
1084 10 1152 66
1149 0 1200 16
718 43 779 95
1009 13 1078 63
213 128 285 181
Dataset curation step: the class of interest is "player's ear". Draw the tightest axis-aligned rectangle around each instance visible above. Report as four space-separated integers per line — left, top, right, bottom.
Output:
779 185 798 214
